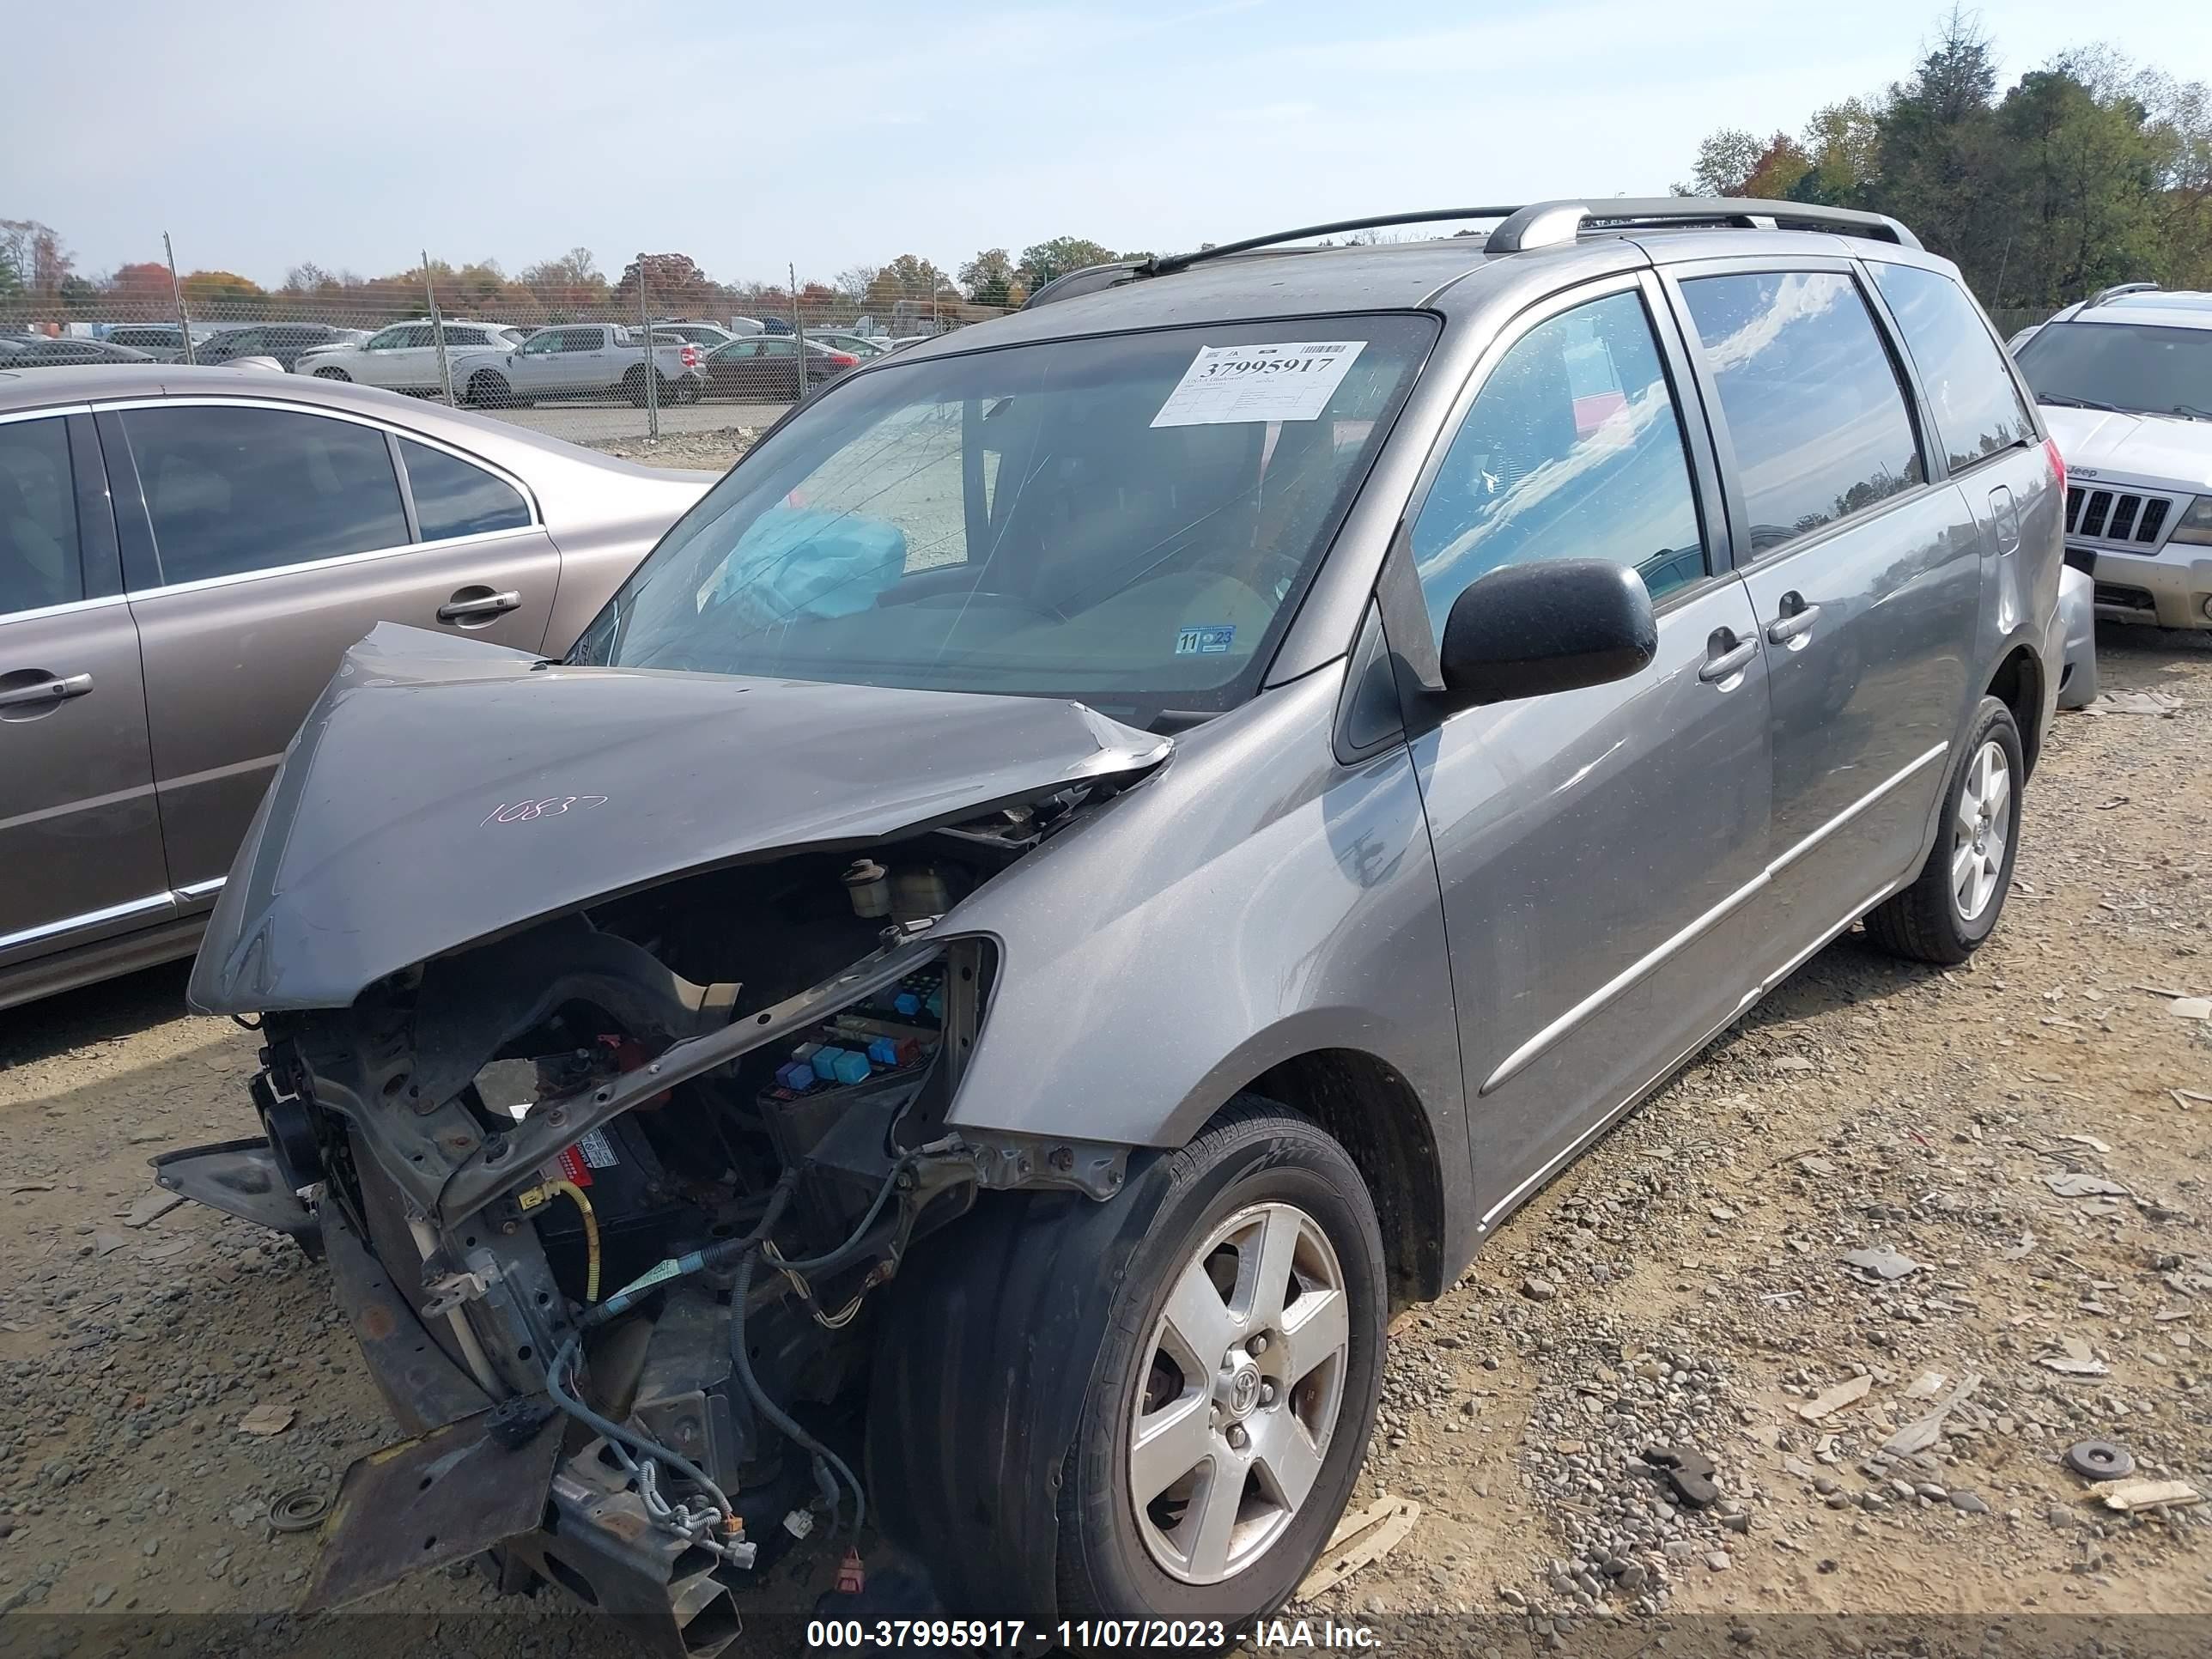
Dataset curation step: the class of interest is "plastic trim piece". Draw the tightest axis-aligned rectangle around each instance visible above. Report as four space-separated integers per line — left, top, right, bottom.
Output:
1486 198 1921 255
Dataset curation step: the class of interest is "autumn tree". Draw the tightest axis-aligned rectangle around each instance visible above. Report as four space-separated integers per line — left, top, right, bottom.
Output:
1015 236 1115 290
1741 132 1815 198
520 246 607 309
1672 130 1763 196
959 246 1015 306
611 252 714 313
1791 98 1887 203
106 261 176 309
182 269 267 307
0 218 71 296
863 253 956 314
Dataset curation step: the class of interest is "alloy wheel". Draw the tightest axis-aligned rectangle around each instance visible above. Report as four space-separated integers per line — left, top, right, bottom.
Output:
1952 738 2012 922
1127 1202 1349 1585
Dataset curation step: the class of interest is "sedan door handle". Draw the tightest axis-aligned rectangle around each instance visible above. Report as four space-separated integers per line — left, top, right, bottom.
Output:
1698 637 1759 684
436 588 523 623
0 671 94 710
1765 596 1821 645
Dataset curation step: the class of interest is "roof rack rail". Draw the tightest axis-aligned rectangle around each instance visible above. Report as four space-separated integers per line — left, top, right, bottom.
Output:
1485 197 1920 253
1020 198 1923 312
2085 281 2158 308
1144 208 1526 278
1023 208 1525 311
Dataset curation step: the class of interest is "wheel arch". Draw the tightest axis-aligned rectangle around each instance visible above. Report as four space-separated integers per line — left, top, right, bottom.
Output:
1242 1048 1446 1308
1985 641 2045 775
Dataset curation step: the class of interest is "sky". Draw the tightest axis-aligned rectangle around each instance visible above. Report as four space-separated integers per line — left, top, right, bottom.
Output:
6 0 2209 292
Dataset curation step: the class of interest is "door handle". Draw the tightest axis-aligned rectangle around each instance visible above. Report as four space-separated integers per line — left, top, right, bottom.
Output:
1698 635 1758 684
0 672 94 710
436 589 523 623
1765 594 1822 645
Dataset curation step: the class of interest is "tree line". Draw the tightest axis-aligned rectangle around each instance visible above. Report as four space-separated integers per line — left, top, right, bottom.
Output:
0 228 1146 329
1675 12 2212 313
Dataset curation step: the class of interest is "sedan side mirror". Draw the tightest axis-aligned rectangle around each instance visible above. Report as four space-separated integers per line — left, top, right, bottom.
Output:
1438 558 1657 708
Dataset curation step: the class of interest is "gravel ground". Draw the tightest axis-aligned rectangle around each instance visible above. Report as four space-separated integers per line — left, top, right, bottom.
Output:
1 623 2207 1653
482 403 789 447
586 426 759 471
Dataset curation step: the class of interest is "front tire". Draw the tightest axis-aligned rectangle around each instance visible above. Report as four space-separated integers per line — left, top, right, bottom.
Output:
989 1109 1389 1625
313 367 351 381
1865 695 2024 964
1056 1109 1382 1626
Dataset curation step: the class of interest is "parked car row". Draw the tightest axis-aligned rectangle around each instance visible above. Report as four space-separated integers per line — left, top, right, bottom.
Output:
13 315 890 404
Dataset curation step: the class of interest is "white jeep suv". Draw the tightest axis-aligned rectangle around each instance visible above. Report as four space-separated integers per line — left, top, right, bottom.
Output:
2013 285 2212 629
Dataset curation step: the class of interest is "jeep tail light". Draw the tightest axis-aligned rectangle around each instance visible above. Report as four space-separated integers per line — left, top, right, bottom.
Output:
2044 436 2065 495
829 352 857 368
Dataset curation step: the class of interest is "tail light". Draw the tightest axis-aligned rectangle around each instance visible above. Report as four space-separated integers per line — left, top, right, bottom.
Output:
2044 436 2066 494
681 344 700 367
829 352 857 367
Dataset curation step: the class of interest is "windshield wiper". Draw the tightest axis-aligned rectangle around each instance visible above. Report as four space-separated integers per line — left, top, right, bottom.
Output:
2039 395 2129 413
2170 404 2211 421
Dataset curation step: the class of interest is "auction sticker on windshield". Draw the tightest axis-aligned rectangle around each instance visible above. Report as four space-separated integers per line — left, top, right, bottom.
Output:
1152 340 1367 427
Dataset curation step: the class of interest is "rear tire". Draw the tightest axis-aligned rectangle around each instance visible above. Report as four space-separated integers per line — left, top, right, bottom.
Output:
1864 696 2023 964
465 370 511 409
621 366 656 408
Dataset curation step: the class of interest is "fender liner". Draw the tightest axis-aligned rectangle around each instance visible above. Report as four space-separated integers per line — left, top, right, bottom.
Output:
865 1156 1170 1620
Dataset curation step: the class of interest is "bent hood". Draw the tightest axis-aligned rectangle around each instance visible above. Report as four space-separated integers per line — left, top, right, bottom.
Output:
2041 404 2212 495
189 623 1170 1014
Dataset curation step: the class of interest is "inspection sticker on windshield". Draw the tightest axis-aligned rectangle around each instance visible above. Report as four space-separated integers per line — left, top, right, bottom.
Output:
1151 340 1366 428
1175 624 1236 655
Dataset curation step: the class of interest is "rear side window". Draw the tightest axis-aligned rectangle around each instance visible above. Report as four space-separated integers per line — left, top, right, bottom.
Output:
401 440 531 540
122 406 410 586
0 416 82 616
1412 289 1708 630
1680 271 1923 556
1869 262 2034 469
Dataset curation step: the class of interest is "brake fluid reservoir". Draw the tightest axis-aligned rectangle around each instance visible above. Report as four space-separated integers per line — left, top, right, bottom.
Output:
843 859 890 919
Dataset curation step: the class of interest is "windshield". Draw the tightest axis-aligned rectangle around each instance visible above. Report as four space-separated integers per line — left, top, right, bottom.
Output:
2015 321 2212 420
570 313 1437 721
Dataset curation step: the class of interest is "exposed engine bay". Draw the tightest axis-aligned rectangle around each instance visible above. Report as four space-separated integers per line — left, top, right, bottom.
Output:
169 791 1133 1652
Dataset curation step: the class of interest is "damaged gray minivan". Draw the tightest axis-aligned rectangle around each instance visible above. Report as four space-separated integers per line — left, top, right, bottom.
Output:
162 199 2063 1651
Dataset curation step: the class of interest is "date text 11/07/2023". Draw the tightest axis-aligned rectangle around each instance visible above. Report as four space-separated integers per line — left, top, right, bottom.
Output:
805 1617 1385 1650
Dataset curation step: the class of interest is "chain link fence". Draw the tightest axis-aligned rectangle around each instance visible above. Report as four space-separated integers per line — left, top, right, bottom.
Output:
0 252 1019 455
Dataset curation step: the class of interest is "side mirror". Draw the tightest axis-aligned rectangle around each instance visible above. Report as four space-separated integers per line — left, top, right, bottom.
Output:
1438 558 1657 708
